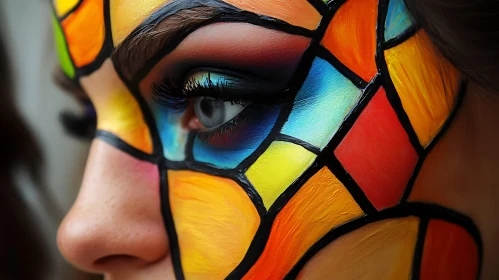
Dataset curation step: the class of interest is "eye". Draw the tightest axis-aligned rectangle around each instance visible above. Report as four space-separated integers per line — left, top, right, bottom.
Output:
193 97 247 129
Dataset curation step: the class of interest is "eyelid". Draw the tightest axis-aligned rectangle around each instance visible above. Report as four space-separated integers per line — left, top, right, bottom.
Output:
183 69 289 103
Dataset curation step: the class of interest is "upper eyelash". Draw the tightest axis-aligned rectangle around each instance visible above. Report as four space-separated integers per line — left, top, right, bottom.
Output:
151 74 244 111
151 73 289 112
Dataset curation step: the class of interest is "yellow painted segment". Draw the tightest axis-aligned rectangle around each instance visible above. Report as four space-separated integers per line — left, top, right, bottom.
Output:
385 30 461 147
246 141 316 209
53 0 80 17
110 0 171 45
80 60 153 153
300 217 420 279
168 170 260 279
244 167 363 279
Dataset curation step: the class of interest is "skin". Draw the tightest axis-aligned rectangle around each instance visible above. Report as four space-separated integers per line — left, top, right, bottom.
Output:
51 0 498 279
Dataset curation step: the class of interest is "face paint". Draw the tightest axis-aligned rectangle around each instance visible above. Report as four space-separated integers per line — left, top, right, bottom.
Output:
52 0 482 279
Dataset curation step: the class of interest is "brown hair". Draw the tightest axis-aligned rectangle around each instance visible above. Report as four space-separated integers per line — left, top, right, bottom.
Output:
406 0 499 91
0 26 48 280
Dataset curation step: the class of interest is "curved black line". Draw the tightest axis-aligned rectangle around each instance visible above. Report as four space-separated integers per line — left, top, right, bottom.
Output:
127 0 316 85
65 0 114 78
375 0 424 156
275 134 320 155
95 130 159 164
164 159 266 217
235 43 321 172
158 160 185 280
112 61 164 159
399 59 468 202
307 0 329 15
316 45 369 88
285 202 482 279
315 77 382 214
227 161 324 279
326 156 377 214
383 24 421 50
58 0 84 21
411 217 428 280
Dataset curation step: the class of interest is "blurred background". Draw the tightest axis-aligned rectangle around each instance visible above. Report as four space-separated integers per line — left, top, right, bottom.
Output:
1 0 97 278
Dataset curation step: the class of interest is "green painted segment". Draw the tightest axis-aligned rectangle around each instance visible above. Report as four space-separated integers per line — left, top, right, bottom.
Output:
52 14 75 79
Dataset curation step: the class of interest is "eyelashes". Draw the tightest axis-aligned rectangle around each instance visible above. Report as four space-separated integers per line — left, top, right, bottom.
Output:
150 70 290 147
151 72 289 112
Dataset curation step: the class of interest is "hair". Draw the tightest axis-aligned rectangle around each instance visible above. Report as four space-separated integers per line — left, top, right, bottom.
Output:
406 0 499 91
0 24 48 280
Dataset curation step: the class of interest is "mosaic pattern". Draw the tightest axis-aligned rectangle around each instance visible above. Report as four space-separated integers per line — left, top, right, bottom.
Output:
52 0 482 279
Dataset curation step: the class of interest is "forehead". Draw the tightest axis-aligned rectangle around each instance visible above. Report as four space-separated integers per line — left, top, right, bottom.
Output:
52 0 322 79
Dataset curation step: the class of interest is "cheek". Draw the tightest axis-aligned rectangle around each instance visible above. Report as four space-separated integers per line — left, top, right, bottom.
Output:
166 170 260 279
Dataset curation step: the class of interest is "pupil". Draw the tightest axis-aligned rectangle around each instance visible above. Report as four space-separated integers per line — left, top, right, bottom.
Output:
200 99 214 118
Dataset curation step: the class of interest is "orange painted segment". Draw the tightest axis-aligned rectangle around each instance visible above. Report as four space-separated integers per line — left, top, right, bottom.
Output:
420 220 479 280
80 60 153 153
322 0 378 82
385 30 461 147
222 0 321 30
243 167 364 279
62 0 105 68
168 171 260 279
299 217 420 280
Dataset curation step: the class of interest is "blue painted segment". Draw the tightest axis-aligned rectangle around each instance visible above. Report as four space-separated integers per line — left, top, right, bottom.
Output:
385 0 414 42
193 105 281 169
155 108 188 161
281 57 362 149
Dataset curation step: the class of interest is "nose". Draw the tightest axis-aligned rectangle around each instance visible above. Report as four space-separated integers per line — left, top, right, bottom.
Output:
57 139 169 273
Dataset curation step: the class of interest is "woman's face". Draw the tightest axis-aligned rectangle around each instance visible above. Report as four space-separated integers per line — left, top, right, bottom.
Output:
53 0 482 279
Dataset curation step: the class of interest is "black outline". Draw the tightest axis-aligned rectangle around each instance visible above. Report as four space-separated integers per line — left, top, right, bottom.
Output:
165 159 267 217
235 43 320 173
375 0 424 156
58 0 84 21
315 76 382 215
124 0 318 85
383 24 421 50
316 46 369 88
73 0 114 77
158 160 185 280
275 134 320 155
95 130 159 164
53 0 482 278
411 217 428 280
226 161 324 279
307 0 329 16
400 80 468 202
285 202 483 279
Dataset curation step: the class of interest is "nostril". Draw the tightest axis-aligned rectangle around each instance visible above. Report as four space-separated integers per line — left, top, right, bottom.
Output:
94 255 145 268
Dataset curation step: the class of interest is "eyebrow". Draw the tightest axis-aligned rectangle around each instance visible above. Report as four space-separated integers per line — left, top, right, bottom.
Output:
112 0 314 82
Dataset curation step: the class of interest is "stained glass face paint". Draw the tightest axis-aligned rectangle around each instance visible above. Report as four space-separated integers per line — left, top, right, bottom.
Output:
52 0 482 279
